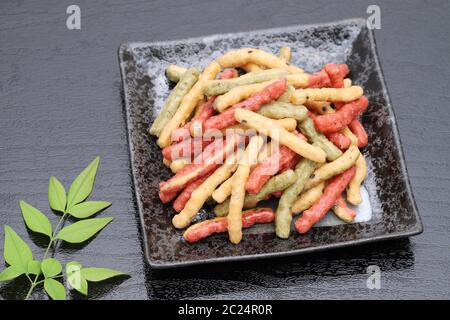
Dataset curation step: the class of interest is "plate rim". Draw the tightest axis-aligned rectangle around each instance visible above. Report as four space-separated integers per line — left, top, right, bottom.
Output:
118 17 423 269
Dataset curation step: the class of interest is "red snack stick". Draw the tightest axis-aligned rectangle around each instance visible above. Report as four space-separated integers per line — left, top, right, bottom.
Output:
313 96 369 134
349 119 368 148
183 208 274 243
324 63 349 88
159 189 179 204
245 132 305 194
172 173 211 212
159 134 243 196
327 132 351 150
220 68 239 79
307 69 331 88
203 79 287 131
295 166 356 234
162 137 213 161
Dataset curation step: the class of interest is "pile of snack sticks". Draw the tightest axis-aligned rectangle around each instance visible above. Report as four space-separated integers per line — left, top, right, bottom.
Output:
149 47 368 244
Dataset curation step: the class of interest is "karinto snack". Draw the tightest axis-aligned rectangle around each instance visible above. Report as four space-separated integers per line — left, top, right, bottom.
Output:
150 47 370 244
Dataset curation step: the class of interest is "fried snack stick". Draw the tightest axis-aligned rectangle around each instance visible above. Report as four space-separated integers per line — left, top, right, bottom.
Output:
346 153 367 205
303 145 359 191
162 137 212 161
183 208 274 243
278 46 292 64
234 109 326 163
172 153 241 229
214 75 310 112
348 119 368 148
150 68 200 136
291 182 325 214
203 79 287 131
212 135 268 203
226 118 297 133
163 158 171 168
170 158 190 173
257 102 308 121
276 158 316 239
188 69 238 136
291 86 364 105
298 116 343 161
245 133 305 194
332 195 357 222
204 68 288 96
228 136 264 244
295 166 356 233
214 80 277 112
166 64 188 82
159 134 243 196
158 61 221 147
217 48 289 69
214 170 297 217
313 96 369 134
306 111 351 151
173 173 211 212
277 85 295 102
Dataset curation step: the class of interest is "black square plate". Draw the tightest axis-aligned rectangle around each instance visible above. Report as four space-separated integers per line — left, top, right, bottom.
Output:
118 18 423 268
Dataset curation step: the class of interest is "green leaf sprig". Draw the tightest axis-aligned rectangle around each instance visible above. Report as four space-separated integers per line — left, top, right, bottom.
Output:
0 157 128 300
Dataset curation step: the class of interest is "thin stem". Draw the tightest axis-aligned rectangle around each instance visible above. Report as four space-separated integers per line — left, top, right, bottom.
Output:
24 212 67 300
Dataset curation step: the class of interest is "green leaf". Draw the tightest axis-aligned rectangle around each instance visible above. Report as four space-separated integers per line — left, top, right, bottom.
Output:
3 225 33 271
0 265 24 282
81 267 127 282
66 261 88 295
66 157 100 210
56 217 113 243
27 260 41 275
41 258 62 278
66 201 111 219
19 200 52 237
44 278 66 300
48 176 67 212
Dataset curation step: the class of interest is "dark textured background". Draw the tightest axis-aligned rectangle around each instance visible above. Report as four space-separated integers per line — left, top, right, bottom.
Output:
0 0 449 299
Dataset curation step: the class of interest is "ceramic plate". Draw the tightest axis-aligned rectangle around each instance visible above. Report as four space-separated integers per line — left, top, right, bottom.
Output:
118 18 423 268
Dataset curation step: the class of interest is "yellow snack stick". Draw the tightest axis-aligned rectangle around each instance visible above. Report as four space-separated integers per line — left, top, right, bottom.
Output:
346 153 367 205
234 109 326 163
291 86 364 105
157 61 221 147
166 64 188 82
343 78 352 88
226 118 297 133
342 127 358 146
304 145 360 190
212 175 233 203
214 80 277 112
217 48 288 69
278 46 292 64
170 158 190 173
304 101 332 114
172 154 239 229
291 182 325 214
162 158 171 168
228 136 264 244
286 65 304 74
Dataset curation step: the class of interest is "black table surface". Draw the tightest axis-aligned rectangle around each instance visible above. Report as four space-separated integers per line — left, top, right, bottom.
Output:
1 0 449 300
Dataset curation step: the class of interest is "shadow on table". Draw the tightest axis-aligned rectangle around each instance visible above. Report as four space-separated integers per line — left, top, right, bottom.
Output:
144 238 415 299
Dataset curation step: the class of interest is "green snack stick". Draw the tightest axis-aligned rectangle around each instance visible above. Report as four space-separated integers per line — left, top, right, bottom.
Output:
257 102 308 121
298 117 343 161
150 68 200 136
275 158 316 239
203 68 288 95
166 64 187 82
277 85 295 102
214 169 297 217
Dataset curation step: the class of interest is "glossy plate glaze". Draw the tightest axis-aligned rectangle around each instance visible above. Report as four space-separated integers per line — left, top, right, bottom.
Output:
118 18 423 268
